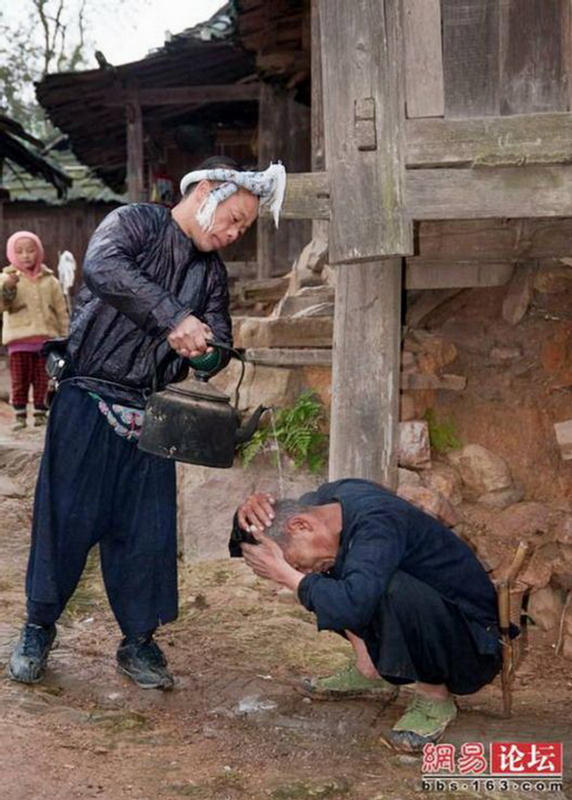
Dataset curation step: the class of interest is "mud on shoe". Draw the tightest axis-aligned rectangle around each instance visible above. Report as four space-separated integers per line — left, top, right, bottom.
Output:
299 662 399 704
8 622 56 684
117 635 174 690
385 694 457 752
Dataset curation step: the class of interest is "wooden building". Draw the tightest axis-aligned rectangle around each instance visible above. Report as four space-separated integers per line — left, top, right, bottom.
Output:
36 1 572 487
36 2 312 277
272 0 572 488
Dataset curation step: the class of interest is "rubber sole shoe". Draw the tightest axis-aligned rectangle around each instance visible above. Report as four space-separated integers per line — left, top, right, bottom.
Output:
8 623 57 684
298 662 399 704
116 637 174 690
384 694 457 752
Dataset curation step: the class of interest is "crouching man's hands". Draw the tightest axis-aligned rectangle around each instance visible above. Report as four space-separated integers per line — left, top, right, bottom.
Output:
242 531 303 593
237 492 275 532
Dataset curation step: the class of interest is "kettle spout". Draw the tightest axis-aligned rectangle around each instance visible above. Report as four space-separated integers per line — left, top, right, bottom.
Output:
235 405 269 445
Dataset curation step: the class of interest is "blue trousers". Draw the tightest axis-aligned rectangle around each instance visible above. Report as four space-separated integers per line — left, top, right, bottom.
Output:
25 384 178 637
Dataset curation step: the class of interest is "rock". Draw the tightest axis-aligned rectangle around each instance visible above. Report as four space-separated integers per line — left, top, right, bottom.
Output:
398 468 422 488
420 463 463 506
399 392 417 422
232 316 333 349
527 586 565 631
291 302 335 318
0 475 25 498
535 260 572 293
489 346 522 361
502 263 535 325
398 421 431 470
490 501 553 541
397 485 459 527
447 444 513 499
288 236 329 294
559 599 572 661
477 484 525 509
274 286 335 318
554 420 572 461
554 515 572 545
404 330 458 372
519 547 556 590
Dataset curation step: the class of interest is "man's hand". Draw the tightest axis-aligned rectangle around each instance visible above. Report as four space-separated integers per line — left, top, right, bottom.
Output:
4 274 19 289
237 492 275 532
242 531 303 592
168 314 213 358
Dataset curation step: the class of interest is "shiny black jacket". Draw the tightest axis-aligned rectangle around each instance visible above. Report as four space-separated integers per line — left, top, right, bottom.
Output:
67 203 232 406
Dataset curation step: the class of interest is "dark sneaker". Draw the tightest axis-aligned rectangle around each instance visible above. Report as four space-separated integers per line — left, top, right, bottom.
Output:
116 636 174 690
385 694 457 752
8 623 56 684
299 662 399 704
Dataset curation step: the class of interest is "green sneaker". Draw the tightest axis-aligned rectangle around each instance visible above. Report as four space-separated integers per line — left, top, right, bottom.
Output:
299 662 399 703
386 694 457 752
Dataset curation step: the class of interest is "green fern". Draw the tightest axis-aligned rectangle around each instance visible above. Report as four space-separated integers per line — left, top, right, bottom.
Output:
239 391 328 473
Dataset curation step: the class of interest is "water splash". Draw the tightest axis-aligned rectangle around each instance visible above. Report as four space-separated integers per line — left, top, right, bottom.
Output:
269 407 285 499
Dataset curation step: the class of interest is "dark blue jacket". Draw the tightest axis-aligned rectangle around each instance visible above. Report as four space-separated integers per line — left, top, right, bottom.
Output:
297 479 501 655
68 203 232 406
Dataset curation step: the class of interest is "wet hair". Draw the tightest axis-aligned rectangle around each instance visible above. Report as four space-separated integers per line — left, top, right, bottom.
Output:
182 155 246 197
265 499 314 549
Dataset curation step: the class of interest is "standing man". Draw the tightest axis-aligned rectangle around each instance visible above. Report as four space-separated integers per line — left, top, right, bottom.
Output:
234 479 505 752
9 157 286 690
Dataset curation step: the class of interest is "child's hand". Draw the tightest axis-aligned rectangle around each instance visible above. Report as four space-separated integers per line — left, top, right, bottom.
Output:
4 274 19 289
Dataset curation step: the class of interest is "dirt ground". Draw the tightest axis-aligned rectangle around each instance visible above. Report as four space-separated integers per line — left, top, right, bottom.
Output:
0 400 571 800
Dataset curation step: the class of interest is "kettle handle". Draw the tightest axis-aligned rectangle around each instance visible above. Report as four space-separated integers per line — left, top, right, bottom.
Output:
150 339 246 407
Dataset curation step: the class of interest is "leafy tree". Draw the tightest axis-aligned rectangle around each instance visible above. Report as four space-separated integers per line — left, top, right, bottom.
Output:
0 0 146 137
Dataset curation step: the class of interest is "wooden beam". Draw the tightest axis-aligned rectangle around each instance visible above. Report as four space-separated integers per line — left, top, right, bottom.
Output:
267 167 572 226
407 166 572 219
329 260 402 487
126 94 144 202
245 348 332 367
258 171 329 221
417 218 572 261
405 260 514 289
319 0 412 262
403 0 444 118
311 0 328 242
106 84 261 106
406 113 572 168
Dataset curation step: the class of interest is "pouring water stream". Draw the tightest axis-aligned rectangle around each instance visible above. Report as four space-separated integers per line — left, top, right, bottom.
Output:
269 407 285 500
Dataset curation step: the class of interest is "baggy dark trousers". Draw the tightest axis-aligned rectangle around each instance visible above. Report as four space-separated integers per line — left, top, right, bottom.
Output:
25 383 178 637
363 572 502 695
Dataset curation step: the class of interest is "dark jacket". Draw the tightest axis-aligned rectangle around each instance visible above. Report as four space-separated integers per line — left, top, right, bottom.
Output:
297 479 501 655
67 203 232 406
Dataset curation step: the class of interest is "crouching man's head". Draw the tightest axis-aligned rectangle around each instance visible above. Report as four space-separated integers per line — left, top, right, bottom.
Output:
261 499 341 575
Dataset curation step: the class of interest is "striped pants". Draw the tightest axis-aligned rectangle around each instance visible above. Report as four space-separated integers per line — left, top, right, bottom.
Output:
9 351 49 410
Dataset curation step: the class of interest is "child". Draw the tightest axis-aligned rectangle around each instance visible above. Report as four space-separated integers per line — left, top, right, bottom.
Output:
0 231 69 430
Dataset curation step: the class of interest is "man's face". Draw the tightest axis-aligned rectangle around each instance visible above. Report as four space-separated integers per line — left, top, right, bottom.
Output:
192 183 259 252
283 514 337 575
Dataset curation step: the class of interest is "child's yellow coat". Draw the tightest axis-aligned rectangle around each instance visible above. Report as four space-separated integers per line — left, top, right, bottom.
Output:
0 265 69 345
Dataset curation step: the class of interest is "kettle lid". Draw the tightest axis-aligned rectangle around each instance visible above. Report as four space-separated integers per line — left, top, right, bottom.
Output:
165 375 230 404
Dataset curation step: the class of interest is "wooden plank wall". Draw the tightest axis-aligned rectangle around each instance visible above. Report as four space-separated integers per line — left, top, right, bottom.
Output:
1 202 116 289
405 0 572 119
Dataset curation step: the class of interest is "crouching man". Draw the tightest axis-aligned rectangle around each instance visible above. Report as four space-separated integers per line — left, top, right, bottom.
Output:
231 478 505 752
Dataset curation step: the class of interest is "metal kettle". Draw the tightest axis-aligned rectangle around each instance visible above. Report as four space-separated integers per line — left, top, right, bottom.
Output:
138 342 267 468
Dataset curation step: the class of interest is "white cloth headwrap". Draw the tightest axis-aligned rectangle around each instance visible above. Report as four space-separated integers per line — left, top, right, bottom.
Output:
179 162 286 231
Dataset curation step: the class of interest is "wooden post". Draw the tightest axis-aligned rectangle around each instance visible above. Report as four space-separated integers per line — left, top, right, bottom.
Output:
257 83 311 278
329 260 402 486
311 0 328 243
319 0 411 487
126 90 145 202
